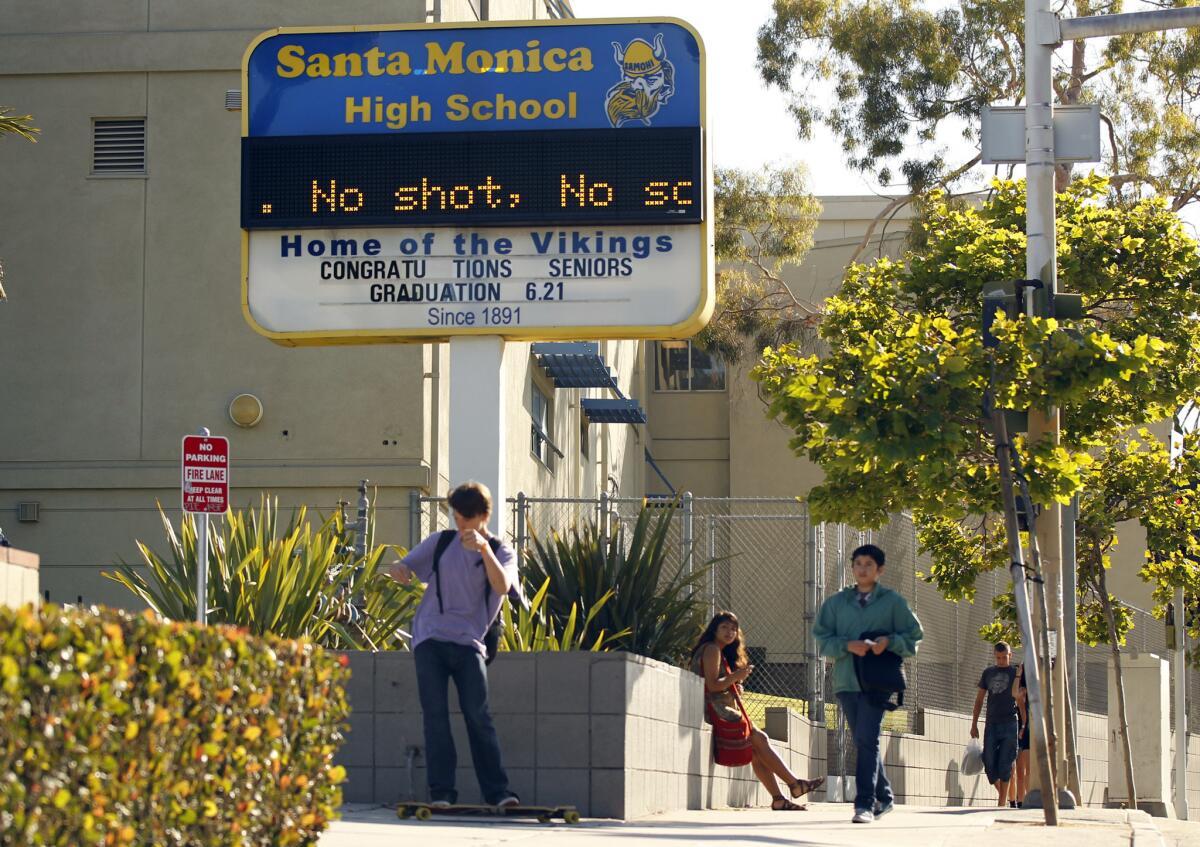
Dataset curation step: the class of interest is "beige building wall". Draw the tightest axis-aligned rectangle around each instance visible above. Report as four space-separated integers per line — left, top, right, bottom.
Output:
0 547 40 609
0 1 658 608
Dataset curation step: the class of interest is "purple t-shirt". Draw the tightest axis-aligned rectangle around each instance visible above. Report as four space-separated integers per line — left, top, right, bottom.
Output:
403 530 518 655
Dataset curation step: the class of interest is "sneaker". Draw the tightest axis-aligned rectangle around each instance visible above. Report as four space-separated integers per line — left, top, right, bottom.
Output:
874 800 894 818
852 809 875 824
430 799 452 809
494 793 520 809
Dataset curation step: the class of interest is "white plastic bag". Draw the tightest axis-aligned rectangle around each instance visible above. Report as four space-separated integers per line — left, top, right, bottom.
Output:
961 738 984 776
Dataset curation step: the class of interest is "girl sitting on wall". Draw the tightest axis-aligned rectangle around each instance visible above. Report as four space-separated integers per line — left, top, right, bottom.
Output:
690 611 825 811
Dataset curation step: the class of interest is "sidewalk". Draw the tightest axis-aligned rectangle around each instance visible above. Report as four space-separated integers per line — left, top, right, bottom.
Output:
323 802 1196 847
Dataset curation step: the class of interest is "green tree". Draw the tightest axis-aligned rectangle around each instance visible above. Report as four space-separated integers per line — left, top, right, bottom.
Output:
753 178 1200 795
0 107 38 301
756 0 1200 260
698 163 823 361
753 177 1200 652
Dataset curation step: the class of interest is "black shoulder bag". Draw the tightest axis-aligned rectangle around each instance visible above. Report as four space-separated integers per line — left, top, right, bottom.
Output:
852 628 907 711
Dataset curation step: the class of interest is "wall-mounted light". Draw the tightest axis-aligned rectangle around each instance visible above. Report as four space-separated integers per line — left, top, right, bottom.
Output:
229 393 264 428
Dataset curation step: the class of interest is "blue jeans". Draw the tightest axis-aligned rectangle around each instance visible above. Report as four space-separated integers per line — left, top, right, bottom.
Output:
414 639 510 804
983 720 1019 784
838 692 893 812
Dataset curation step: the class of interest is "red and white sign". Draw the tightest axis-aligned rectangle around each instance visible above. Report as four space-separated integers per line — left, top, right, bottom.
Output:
182 435 229 514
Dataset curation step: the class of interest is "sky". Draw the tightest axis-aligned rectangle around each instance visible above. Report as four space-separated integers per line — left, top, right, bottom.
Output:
571 0 1200 235
570 0 915 198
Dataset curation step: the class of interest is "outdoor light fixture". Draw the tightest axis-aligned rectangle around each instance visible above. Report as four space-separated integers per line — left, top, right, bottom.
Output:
228 393 264 427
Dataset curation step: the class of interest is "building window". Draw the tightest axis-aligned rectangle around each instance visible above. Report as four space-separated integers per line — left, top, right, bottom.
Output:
580 408 590 459
530 382 561 470
653 341 726 392
92 118 146 175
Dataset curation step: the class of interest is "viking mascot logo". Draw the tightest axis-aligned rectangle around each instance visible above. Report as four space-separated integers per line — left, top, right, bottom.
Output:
605 34 676 128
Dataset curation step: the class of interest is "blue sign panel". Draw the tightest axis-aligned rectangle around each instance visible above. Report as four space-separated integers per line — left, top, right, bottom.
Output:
244 20 702 137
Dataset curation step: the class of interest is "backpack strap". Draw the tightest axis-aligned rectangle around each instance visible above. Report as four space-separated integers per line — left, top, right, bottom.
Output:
480 536 504 602
475 536 529 606
431 529 457 614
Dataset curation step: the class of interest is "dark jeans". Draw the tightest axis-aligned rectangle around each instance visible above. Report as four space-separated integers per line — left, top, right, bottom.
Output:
983 720 1019 784
838 691 893 812
414 639 510 804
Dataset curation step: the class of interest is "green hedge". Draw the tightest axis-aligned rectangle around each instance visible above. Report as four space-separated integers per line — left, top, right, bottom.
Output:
0 604 350 846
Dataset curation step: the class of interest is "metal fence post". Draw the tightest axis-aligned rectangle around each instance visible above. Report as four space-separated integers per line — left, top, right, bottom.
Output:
515 491 528 571
707 518 717 619
814 521 826 725
599 490 611 538
408 489 422 549
681 491 694 577
805 513 818 714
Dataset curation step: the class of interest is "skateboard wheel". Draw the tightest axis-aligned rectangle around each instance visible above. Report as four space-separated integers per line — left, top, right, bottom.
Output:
415 807 433 821
564 810 581 824
397 807 411 820
537 814 550 823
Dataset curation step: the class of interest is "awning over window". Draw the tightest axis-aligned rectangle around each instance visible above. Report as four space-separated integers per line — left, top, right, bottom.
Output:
581 398 647 425
531 342 618 390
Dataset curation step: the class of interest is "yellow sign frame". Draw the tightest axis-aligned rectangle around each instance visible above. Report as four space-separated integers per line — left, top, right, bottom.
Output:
239 17 711 346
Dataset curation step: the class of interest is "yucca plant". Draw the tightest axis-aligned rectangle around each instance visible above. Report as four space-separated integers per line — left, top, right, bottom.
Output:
104 496 421 650
498 576 629 653
525 503 713 663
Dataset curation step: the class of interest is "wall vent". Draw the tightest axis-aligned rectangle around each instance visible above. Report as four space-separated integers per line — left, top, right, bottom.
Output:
92 118 146 174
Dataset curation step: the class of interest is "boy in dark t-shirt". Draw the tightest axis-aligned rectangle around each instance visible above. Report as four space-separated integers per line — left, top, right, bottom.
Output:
970 642 1019 806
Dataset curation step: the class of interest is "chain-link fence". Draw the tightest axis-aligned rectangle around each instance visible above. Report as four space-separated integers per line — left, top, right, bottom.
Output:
411 492 971 724
407 490 1194 746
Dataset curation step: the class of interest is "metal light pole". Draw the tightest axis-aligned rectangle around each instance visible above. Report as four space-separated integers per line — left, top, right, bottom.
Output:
1015 0 1200 813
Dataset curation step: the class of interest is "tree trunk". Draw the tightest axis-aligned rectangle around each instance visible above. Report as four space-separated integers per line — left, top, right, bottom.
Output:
1097 563 1137 810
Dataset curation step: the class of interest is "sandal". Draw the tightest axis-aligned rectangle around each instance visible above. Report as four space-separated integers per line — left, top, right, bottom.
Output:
772 795 807 811
789 776 825 799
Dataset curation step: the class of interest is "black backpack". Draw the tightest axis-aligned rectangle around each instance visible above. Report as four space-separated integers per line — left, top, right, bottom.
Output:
852 628 906 711
431 529 525 665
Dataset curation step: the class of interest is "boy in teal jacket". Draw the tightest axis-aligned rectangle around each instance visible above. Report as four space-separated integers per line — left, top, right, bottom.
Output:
813 544 922 824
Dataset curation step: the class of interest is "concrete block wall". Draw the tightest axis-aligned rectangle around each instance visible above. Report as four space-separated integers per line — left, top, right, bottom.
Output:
334 650 825 819
335 648 1197 819
863 708 1110 808
1167 731 1200 817
0 547 39 607
871 708 995 806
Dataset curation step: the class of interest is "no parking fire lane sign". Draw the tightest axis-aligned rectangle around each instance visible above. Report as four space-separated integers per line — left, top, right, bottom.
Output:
182 435 229 514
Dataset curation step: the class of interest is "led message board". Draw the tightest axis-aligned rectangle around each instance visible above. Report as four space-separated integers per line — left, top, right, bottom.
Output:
241 127 702 228
240 19 711 344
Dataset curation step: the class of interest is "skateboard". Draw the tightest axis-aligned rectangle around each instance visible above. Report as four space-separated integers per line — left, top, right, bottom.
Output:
396 802 581 824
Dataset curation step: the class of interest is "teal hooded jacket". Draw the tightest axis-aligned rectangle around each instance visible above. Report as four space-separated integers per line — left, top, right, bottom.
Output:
812 583 923 695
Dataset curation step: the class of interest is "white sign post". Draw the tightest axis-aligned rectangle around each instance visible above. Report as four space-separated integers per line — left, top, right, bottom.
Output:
182 428 230 624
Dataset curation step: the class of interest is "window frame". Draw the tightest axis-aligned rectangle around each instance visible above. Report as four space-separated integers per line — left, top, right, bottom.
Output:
652 340 727 393
530 381 563 471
